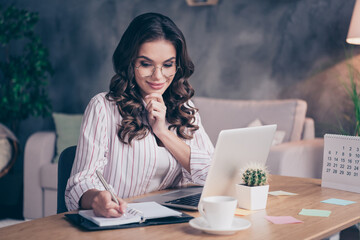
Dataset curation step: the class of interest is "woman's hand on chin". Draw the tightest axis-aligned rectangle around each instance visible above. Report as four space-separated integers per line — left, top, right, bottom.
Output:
144 93 168 136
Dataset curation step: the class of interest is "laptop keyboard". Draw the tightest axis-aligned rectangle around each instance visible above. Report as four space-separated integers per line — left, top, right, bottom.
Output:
165 193 201 207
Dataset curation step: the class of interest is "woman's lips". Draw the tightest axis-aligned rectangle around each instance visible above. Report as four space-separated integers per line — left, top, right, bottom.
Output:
147 82 165 90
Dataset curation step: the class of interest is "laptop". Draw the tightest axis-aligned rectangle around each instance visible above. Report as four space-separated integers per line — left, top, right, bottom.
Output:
134 124 277 210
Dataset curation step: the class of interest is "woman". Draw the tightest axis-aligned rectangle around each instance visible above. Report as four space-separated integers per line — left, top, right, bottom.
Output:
65 13 214 217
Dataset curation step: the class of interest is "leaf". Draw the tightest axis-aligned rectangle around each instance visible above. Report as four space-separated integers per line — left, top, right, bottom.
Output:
0 4 52 132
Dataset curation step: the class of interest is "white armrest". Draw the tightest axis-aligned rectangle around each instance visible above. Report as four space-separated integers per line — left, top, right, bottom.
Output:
302 117 315 140
267 138 324 179
23 131 56 219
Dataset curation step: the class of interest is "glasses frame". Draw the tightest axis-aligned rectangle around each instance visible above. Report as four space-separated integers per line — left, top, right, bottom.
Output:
134 63 179 78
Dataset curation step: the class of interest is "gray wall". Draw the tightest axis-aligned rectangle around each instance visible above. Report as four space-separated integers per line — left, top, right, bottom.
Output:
11 0 359 141
5 0 359 149
11 0 357 109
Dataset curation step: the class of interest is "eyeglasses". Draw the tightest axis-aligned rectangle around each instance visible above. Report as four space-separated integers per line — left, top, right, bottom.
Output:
135 61 178 78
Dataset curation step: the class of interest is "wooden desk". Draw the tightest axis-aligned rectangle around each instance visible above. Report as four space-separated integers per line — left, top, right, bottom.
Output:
1 175 360 240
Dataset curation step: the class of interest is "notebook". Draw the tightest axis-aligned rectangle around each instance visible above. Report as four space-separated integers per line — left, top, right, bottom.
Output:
78 201 182 227
134 125 277 210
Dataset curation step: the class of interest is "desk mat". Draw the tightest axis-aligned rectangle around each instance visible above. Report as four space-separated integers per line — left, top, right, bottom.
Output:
65 212 194 231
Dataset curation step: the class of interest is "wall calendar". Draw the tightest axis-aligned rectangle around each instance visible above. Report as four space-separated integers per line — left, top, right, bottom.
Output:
321 134 360 193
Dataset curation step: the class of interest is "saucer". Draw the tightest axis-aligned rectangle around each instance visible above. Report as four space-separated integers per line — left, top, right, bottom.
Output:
189 217 251 235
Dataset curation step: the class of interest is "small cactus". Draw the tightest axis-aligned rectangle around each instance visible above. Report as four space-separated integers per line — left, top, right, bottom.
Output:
241 163 269 186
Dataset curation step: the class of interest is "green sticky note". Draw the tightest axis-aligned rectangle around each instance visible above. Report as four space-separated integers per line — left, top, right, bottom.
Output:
299 209 331 217
321 198 356 206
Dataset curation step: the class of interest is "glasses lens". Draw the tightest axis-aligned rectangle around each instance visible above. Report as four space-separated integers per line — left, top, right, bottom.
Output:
137 64 153 77
161 64 177 77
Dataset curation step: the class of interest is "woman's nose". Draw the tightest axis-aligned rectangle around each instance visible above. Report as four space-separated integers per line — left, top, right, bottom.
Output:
153 66 163 80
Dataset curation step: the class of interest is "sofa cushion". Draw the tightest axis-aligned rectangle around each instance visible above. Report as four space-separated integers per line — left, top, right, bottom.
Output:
40 162 58 189
192 97 307 145
52 113 82 163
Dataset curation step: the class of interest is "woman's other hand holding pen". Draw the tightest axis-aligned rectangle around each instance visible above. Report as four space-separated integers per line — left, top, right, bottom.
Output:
80 189 127 218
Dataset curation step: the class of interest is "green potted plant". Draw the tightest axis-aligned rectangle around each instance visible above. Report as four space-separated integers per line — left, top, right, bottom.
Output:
236 163 269 210
0 4 53 134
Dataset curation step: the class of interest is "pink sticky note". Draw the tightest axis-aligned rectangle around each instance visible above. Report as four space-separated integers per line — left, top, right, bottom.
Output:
265 216 303 224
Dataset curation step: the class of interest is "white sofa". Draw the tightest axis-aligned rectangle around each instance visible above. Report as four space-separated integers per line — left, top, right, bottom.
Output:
23 97 324 219
192 97 324 179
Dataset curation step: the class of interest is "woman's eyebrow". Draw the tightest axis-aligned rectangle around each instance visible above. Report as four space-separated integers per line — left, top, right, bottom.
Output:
137 56 176 62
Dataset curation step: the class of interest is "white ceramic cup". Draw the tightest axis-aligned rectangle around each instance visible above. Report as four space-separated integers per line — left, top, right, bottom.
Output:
198 196 237 229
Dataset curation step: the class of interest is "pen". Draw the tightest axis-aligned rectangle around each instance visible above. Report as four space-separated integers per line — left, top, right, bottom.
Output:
95 170 145 223
96 170 120 205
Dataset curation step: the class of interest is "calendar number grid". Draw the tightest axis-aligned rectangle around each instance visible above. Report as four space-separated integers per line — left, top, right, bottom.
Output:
321 134 360 193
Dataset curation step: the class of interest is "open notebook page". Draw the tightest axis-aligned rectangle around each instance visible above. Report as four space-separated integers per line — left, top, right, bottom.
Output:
79 201 182 227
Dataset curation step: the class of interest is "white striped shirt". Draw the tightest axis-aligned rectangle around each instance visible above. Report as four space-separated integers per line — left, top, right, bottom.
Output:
65 92 214 211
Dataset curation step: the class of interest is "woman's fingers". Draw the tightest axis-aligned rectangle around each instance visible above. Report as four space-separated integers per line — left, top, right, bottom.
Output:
144 94 168 135
117 197 128 214
144 93 164 105
92 190 127 218
146 100 166 114
147 102 166 124
94 206 122 218
144 93 166 117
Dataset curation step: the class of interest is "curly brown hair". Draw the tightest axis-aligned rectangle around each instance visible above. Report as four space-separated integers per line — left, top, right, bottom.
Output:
106 13 199 144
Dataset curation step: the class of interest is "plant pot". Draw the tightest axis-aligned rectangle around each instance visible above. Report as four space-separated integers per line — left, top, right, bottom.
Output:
235 184 269 210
